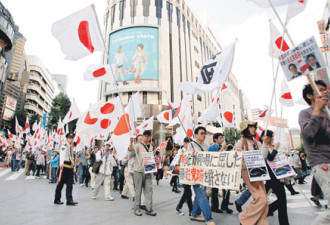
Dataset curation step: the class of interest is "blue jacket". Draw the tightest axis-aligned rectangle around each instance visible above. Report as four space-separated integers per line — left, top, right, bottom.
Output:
48 155 59 168
208 143 221 152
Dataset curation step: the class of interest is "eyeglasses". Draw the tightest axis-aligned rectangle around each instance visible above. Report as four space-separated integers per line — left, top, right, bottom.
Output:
319 88 328 93
200 132 206 135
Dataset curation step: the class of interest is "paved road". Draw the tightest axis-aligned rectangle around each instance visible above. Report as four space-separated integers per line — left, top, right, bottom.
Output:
0 167 327 225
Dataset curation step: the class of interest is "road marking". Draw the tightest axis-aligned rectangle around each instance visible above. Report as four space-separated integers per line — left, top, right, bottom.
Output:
26 176 35 180
5 170 25 180
0 168 11 178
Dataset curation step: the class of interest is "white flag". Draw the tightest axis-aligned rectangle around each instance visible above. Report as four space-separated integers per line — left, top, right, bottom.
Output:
165 91 179 109
269 21 290 58
90 96 122 120
168 95 192 127
222 110 235 128
258 107 274 122
179 41 236 94
248 0 297 8
197 97 220 122
279 78 294 107
285 0 308 24
51 4 105 60
21 117 30 134
63 99 81 124
84 64 116 84
112 113 133 160
157 110 172 124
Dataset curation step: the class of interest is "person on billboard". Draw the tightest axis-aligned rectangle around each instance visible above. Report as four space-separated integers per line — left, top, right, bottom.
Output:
307 54 321 71
288 63 302 79
114 46 129 85
132 44 150 84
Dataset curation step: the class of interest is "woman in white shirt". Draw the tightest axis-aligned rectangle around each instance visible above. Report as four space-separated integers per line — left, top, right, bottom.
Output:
114 46 129 85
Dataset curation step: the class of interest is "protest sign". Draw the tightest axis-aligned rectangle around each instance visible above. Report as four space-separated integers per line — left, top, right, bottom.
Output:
279 36 326 82
179 151 242 190
243 150 270 182
267 153 296 179
141 152 157 174
168 154 180 175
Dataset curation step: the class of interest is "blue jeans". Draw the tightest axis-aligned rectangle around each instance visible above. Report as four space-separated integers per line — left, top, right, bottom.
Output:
51 167 58 183
236 189 251 206
191 185 213 222
78 164 84 184
12 159 17 171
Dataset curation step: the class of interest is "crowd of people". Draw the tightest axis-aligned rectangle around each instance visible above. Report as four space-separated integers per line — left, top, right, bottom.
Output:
0 80 329 225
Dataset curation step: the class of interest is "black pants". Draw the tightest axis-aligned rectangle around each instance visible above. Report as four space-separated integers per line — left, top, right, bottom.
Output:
112 166 119 190
55 167 74 202
311 176 323 197
221 189 231 209
266 179 289 225
156 168 163 181
171 176 179 190
285 182 297 194
119 166 125 191
177 185 193 213
36 165 42 177
210 188 219 210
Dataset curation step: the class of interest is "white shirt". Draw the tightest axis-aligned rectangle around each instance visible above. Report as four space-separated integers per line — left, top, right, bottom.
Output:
59 142 73 165
96 151 116 176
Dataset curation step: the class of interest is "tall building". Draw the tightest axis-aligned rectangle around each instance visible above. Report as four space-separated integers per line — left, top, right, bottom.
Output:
98 0 244 144
51 74 68 94
24 55 59 117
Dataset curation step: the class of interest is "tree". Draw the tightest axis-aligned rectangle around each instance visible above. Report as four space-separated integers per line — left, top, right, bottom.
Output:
224 128 241 146
47 92 72 132
9 110 27 134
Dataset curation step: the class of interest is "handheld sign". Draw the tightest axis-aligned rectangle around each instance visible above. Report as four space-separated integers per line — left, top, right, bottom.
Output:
168 154 180 175
279 36 326 82
141 152 157 174
267 153 296 179
243 150 270 182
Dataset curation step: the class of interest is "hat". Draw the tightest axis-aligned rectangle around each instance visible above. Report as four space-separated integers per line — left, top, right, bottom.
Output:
239 120 258 134
66 133 75 138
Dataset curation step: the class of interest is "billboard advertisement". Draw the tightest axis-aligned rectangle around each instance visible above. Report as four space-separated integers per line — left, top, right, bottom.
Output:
5 95 17 111
108 27 158 86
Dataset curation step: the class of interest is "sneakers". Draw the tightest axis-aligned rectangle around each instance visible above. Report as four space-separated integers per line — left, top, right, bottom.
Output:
134 210 142 216
235 201 242 213
172 189 181 193
145 210 157 216
121 195 129 199
105 197 115 201
92 196 96 200
205 222 216 225
176 208 185 216
190 216 205 222
80 184 84 187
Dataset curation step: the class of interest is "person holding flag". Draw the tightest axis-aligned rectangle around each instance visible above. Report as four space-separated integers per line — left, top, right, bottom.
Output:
54 133 78 206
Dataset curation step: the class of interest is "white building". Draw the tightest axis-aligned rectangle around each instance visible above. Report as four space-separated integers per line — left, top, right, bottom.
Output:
98 0 244 144
25 55 59 117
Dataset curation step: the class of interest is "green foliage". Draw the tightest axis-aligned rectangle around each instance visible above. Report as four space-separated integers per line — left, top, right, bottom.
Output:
296 143 305 154
47 92 71 132
224 128 241 146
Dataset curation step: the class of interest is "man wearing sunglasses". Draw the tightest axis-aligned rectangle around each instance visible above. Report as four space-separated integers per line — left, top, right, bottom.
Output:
188 126 215 225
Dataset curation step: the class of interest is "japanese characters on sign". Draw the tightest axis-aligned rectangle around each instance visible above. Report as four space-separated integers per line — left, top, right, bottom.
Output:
279 36 326 82
179 151 242 190
141 152 157 174
267 153 296 180
243 150 270 182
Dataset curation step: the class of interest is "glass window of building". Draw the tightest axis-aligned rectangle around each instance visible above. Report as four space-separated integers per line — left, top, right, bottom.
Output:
143 92 147 104
119 0 126 27
130 0 137 24
142 0 150 23
155 0 163 25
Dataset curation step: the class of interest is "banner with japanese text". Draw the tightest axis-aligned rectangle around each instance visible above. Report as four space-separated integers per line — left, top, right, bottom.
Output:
243 150 270 182
179 151 242 191
141 152 157 174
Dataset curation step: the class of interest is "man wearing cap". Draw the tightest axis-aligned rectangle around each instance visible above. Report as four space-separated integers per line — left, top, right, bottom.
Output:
54 133 78 206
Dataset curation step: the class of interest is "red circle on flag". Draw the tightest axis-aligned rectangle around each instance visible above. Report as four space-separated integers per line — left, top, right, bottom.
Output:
100 119 111 129
93 67 106 78
78 21 94 53
164 112 170 120
84 112 98 125
187 129 193 138
100 103 115 114
224 111 233 123
69 111 73 119
77 136 81 145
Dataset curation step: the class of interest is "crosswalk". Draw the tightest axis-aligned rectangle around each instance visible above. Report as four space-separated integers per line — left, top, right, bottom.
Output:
0 168 47 181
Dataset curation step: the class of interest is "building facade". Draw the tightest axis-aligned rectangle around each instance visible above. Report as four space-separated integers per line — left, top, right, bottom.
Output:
98 0 243 144
51 74 68 94
25 55 59 117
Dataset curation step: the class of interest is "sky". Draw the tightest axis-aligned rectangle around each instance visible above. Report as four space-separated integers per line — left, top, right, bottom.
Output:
2 0 328 129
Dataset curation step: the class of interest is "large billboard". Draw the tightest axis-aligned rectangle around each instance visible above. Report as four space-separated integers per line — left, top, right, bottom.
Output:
108 27 158 86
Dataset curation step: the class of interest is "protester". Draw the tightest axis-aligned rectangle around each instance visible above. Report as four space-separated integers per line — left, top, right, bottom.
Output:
176 137 193 216
92 143 116 201
35 150 45 178
292 150 304 184
15 148 23 171
111 148 119 191
25 149 34 176
310 177 323 207
48 150 59 183
220 144 233 214
129 130 156 216
299 80 330 225
235 120 269 225
300 152 308 184
154 151 163 185
284 153 300 195
188 126 215 225
121 139 135 200
76 147 89 187
88 147 98 189
170 148 181 193
163 155 170 179
260 130 290 225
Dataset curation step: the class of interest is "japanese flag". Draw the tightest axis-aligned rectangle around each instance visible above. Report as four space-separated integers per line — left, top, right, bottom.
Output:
179 41 236 94
112 113 133 160
279 78 294 107
269 21 290 58
222 110 235 128
139 116 154 131
165 91 179 109
84 64 116 84
256 126 265 141
0 137 8 150
51 4 106 60
7 129 17 142
20 117 30 134
15 117 23 134
248 0 297 8
157 110 172 124
90 96 122 120
55 118 65 143
258 107 274 122
285 0 308 25
197 96 220 123
32 121 38 131
63 99 81 124
220 82 229 94
173 107 194 145
168 95 192 127
295 96 308 106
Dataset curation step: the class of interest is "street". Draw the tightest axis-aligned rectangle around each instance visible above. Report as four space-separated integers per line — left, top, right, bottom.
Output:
0 167 327 225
